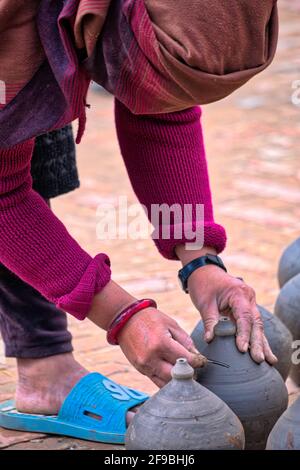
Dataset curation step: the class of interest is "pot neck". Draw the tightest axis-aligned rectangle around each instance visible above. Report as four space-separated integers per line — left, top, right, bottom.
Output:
214 317 237 337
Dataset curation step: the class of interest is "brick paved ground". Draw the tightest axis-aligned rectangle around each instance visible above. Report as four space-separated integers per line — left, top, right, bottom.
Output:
0 1 299 450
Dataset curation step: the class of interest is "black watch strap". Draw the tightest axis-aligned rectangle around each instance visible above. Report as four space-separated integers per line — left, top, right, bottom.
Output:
178 254 227 293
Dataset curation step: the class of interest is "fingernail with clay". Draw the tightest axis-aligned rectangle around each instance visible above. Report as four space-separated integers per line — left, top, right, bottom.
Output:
193 353 207 368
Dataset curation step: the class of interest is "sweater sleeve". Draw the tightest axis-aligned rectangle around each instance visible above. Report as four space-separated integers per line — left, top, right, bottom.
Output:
0 140 111 320
114 99 226 259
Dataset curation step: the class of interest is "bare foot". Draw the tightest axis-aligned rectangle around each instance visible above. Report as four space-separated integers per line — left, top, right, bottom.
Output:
15 352 137 425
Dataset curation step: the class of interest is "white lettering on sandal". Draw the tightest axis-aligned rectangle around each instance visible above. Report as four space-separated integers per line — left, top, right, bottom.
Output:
102 379 131 401
102 379 147 401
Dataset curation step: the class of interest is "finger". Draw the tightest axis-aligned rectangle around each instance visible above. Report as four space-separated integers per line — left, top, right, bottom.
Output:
168 324 197 352
263 335 278 365
249 320 265 363
230 296 253 353
249 305 278 364
151 375 166 389
147 359 173 388
152 360 173 384
136 355 170 377
162 335 207 369
168 324 206 357
201 302 220 342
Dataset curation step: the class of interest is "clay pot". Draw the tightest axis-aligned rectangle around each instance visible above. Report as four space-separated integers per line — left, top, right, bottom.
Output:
275 273 300 386
125 358 245 450
259 306 293 380
195 317 288 450
278 238 300 288
266 397 300 450
191 305 293 381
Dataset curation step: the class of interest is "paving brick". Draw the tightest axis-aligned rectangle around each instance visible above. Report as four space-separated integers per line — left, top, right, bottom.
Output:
4 436 123 451
0 429 45 449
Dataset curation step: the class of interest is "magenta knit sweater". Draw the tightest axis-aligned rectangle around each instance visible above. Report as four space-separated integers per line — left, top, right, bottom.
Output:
0 103 226 320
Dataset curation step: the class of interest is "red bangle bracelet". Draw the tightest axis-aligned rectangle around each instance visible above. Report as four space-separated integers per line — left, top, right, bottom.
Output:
107 299 157 345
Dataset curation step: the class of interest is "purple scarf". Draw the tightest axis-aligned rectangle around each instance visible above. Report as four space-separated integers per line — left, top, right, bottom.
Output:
0 0 278 148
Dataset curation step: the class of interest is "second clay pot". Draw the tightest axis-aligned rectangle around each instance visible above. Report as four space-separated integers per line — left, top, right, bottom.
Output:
195 317 289 450
191 305 293 381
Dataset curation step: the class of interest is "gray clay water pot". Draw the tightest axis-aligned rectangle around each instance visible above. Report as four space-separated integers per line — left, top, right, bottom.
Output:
195 318 288 450
278 238 300 288
191 305 293 381
266 397 300 450
125 358 245 450
275 273 300 386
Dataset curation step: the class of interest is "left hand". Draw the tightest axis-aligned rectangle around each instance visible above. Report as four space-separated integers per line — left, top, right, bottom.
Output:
176 247 277 365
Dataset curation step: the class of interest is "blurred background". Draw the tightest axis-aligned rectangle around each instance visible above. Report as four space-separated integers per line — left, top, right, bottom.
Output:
0 0 300 450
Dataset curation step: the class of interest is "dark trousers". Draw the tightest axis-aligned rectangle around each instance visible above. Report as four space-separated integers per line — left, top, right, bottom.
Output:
0 126 79 358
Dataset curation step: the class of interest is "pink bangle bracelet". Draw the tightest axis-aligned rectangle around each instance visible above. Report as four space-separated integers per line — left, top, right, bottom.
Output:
107 299 157 345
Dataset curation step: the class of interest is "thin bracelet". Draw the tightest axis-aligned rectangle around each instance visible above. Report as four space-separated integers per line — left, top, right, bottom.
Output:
107 298 157 345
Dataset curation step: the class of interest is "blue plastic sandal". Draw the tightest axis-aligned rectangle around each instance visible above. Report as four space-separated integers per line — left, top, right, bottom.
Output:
0 372 148 444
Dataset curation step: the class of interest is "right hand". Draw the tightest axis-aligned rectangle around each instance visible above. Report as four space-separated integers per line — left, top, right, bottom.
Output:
118 307 207 388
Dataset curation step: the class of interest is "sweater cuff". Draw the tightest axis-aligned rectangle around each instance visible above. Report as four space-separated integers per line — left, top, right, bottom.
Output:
153 221 227 260
53 253 111 320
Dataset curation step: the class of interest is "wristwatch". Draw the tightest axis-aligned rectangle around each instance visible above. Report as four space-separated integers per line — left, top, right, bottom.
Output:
178 254 227 293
